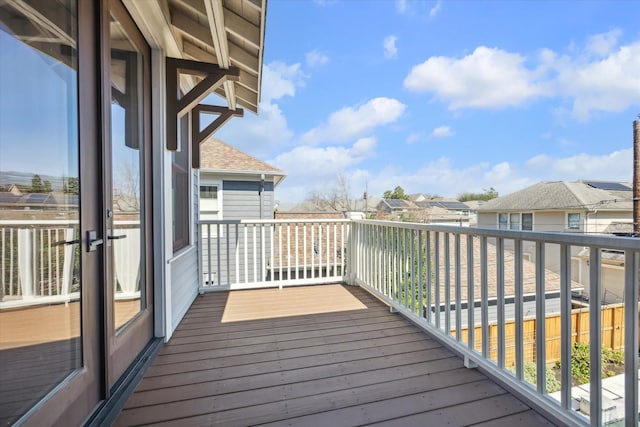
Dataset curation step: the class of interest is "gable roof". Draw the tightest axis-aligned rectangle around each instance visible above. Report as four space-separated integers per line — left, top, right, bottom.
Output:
477 181 632 212
200 138 286 186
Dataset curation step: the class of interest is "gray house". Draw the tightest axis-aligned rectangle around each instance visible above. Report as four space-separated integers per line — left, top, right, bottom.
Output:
476 180 633 304
198 138 286 286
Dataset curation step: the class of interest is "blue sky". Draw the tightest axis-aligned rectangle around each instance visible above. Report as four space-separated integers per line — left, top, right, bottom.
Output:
217 0 640 203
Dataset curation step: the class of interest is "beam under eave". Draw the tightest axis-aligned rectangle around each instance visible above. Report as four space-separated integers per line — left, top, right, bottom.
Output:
204 0 235 109
229 41 259 75
10 0 76 48
223 8 260 51
172 9 214 46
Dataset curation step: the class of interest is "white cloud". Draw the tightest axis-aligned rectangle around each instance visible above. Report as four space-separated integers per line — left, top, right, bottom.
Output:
305 49 329 68
302 97 407 144
395 0 407 13
552 41 640 120
586 29 622 57
430 126 455 138
215 102 293 158
406 132 423 144
404 46 549 109
430 0 442 17
383 35 398 59
270 138 377 201
261 61 307 103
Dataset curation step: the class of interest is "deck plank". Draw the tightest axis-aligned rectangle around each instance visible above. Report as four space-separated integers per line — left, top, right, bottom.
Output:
115 284 556 427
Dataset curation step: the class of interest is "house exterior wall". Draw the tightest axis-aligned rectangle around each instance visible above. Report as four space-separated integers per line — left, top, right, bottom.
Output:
584 210 632 234
199 175 276 286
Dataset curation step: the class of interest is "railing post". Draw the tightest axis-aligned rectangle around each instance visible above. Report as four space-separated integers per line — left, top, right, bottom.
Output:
624 251 639 426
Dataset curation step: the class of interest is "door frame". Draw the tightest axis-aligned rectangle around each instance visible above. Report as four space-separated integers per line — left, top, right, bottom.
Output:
101 0 155 390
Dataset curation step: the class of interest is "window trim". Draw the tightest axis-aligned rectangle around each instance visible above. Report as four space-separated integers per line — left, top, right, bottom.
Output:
567 212 581 231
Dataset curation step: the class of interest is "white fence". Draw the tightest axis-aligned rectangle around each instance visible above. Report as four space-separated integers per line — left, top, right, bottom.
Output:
198 219 350 291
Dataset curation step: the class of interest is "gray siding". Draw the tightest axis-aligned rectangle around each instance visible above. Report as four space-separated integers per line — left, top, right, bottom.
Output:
170 249 199 332
224 180 275 220
201 179 275 286
169 170 200 334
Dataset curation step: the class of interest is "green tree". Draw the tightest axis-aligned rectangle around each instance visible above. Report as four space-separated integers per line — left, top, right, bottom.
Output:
457 187 498 202
31 174 44 193
383 185 410 200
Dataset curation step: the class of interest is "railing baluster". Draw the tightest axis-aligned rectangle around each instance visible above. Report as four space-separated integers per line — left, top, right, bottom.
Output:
426 231 432 324
235 224 240 286
535 241 546 394
294 224 299 280
497 237 505 369
418 230 423 319
286 223 291 281
435 231 440 330
589 246 602 427
217 224 222 285
481 235 488 358
624 251 639 426
243 224 248 284
467 235 474 351
445 233 451 335
455 233 461 341
404 228 409 309
303 223 307 280
560 243 572 410
411 229 416 314
515 239 524 381
227 224 231 286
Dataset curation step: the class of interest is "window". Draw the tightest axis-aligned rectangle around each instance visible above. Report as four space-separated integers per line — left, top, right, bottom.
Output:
172 115 190 253
498 213 508 229
200 181 222 237
509 213 520 230
567 213 581 230
522 213 533 231
200 183 221 220
498 212 533 230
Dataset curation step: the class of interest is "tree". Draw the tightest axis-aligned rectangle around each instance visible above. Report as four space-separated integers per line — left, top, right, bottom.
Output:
31 174 44 193
307 172 353 212
383 186 410 200
458 187 498 202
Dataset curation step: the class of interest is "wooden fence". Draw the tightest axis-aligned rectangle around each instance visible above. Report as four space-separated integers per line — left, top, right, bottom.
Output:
458 303 630 367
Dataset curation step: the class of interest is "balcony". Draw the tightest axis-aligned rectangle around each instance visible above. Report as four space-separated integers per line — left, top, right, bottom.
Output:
3 219 639 425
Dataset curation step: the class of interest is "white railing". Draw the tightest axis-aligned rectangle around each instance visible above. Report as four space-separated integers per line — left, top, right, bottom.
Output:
1 220 80 309
198 219 350 291
1 220 141 309
351 220 640 427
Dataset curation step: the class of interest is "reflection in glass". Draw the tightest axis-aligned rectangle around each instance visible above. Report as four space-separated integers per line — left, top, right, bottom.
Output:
0 1 81 424
110 12 145 329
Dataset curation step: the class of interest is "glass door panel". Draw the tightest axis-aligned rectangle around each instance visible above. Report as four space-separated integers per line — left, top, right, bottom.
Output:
109 10 145 330
0 1 82 423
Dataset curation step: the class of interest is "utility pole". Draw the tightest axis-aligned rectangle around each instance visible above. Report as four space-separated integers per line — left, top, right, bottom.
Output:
634 119 640 237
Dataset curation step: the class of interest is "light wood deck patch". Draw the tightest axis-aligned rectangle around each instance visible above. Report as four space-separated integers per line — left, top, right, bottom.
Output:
115 284 556 426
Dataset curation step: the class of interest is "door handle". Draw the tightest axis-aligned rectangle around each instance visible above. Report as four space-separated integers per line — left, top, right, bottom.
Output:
108 234 127 240
87 230 104 252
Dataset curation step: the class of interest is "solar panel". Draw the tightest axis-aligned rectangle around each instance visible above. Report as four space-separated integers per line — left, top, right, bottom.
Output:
440 201 470 210
385 199 407 208
584 181 631 191
26 194 49 204
0 193 20 204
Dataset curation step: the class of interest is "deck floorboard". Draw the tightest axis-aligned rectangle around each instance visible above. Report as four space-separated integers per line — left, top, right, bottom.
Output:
115 284 556 426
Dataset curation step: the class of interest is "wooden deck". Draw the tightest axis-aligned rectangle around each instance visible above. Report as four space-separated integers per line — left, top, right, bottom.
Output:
115 284 556 426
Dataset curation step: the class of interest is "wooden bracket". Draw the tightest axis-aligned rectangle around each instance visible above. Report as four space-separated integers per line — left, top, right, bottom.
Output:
191 105 244 169
166 57 240 151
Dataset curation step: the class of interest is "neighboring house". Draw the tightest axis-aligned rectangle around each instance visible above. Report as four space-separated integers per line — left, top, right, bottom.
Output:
476 180 634 304
199 138 286 222
476 180 633 233
377 197 471 225
198 139 286 285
